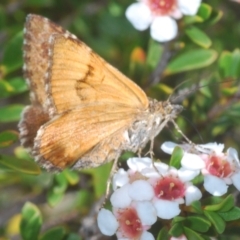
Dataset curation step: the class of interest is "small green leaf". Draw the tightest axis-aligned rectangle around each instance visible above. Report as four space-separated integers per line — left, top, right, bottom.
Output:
183 227 205 240
218 207 240 221
185 216 211 232
204 210 225 234
2 31 23 73
197 3 212 21
157 226 169 240
0 104 24 122
191 201 203 214
0 130 18 147
169 223 184 237
47 191 65 207
204 195 234 212
0 154 41 174
218 51 233 78
20 202 42 240
207 10 223 25
40 227 65 240
169 146 183 169
165 49 217 75
63 169 80 185
185 26 212 48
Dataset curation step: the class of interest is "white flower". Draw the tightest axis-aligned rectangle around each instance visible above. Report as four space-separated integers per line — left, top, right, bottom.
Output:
161 142 240 196
148 164 202 219
98 203 156 240
126 0 202 42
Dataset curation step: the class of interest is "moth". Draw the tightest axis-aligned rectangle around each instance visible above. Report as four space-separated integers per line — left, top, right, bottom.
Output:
18 14 183 171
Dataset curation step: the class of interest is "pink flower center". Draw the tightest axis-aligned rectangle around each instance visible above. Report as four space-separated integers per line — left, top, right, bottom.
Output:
154 176 185 200
147 0 177 15
117 208 142 239
206 155 232 178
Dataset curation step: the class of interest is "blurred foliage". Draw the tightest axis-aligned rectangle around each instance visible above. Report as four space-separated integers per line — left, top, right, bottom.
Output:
0 0 240 239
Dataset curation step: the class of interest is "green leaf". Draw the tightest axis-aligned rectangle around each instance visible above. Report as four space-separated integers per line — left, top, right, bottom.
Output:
207 10 223 25
0 78 28 98
197 3 212 21
185 26 212 48
169 223 184 237
183 227 205 240
203 210 225 234
0 104 24 122
165 49 218 75
20 202 42 240
0 154 41 174
204 195 234 212
169 146 183 169
0 130 18 147
157 227 169 240
63 169 80 185
191 201 203 214
218 51 233 78
40 227 65 240
47 173 68 206
218 207 240 221
185 216 211 232
2 31 23 73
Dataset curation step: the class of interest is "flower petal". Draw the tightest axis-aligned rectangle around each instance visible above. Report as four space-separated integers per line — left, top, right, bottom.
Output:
178 0 201 16
197 142 224 154
135 201 157 225
110 184 132 208
185 185 202 206
203 175 228 196
232 172 240 191
227 147 240 166
128 180 154 201
97 209 119 236
181 153 205 170
161 141 178 154
140 231 155 240
112 168 129 191
125 2 153 31
150 16 178 42
153 199 181 219
178 167 200 182
127 157 152 172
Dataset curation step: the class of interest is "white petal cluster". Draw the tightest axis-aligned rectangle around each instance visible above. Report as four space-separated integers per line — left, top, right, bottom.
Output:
126 0 202 42
161 142 240 196
98 157 202 239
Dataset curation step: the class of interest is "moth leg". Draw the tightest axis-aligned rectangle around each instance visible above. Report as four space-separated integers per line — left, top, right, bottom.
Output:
137 148 142 158
145 139 155 159
105 154 120 202
171 120 193 145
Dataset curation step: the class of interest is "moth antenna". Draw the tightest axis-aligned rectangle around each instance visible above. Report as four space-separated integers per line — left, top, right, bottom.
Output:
171 120 192 145
170 79 237 104
167 78 193 102
180 115 204 143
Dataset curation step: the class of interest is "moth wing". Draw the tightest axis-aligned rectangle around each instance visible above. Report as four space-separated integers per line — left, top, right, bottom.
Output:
33 103 137 170
46 35 149 116
23 14 76 107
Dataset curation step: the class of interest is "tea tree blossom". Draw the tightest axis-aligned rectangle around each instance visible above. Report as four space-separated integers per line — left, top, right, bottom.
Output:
98 157 202 239
161 142 240 196
126 0 202 42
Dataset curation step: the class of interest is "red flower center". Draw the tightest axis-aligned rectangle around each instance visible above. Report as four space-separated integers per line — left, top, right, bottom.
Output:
147 0 176 15
206 155 232 178
154 176 185 200
117 208 142 239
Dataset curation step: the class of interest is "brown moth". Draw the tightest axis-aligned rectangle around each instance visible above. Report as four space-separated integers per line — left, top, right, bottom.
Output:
18 14 183 171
